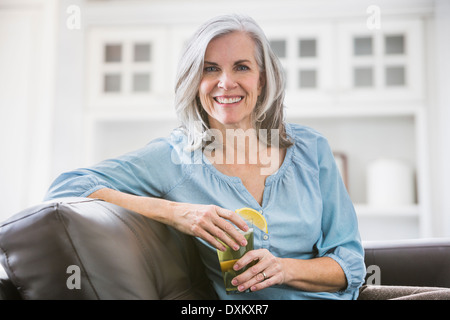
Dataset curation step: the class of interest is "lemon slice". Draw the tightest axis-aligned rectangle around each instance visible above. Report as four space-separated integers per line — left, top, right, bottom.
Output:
236 207 268 233
219 259 238 272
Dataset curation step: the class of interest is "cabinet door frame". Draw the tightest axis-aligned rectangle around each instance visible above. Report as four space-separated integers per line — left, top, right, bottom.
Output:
336 17 424 103
263 22 335 107
86 26 170 110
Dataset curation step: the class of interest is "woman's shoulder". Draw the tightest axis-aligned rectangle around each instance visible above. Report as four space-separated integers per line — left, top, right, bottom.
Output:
135 127 182 150
285 122 332 170
122 128 188 165
286 122 328 146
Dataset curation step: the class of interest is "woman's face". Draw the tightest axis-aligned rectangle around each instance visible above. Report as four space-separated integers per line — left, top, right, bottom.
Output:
198 31 265 131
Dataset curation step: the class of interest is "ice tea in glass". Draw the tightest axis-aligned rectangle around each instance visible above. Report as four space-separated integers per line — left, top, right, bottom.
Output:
217 220 254 294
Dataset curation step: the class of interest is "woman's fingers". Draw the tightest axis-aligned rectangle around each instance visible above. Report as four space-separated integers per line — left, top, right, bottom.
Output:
181 204 248 251
215 206 249 233
213 208 248 249
231 249 284 292
190 222 227 252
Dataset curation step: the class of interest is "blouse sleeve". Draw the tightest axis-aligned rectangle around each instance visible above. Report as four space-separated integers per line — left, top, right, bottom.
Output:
314 135 366 298
44 137 185 200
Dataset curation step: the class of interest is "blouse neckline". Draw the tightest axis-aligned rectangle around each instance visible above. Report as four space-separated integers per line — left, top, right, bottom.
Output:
201 123 295 188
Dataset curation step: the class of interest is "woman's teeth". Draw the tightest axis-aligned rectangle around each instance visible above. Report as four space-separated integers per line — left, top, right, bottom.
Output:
214 96 243 104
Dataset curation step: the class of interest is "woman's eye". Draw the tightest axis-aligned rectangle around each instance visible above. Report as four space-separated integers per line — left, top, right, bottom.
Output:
204 66 218 72
236 65 249 71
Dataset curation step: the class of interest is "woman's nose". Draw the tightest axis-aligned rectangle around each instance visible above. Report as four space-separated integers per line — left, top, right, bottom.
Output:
218 72 237 90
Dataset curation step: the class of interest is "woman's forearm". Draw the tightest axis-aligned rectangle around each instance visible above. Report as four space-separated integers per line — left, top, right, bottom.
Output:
88 187 248 251
88 187 178 225
280 256 347 292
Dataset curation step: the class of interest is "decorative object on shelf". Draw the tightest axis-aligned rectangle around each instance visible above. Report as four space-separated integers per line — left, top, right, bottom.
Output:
367 158 415 207
333 152 348 191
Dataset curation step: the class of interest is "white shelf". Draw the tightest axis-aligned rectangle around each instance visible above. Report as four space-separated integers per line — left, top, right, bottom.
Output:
87 103 177 121
355 204 420 217
285 104 421 119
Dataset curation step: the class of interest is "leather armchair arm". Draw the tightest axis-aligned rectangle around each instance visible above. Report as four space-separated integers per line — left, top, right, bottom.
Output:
0 198 217 300
363 238 450 288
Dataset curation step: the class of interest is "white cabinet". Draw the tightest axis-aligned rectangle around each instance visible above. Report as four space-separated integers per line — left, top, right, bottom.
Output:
264 18 429 241
264 18 424 106
86 26 172 110
336 18 424 103
84 24 202 162
85 26 180 161
264 23 334 106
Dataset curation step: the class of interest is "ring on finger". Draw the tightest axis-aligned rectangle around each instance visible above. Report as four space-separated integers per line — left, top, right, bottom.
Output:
262 272 267 281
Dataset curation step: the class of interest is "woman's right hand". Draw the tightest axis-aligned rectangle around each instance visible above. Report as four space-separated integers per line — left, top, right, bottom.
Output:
170 203 250 251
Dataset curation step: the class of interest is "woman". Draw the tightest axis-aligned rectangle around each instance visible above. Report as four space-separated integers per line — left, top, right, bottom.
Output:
45 14 366 300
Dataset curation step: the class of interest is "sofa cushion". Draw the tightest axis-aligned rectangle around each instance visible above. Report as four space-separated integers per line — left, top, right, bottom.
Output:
0 198 217 300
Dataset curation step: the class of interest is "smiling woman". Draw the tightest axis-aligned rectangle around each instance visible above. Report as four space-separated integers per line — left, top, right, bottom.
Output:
45 14 366 300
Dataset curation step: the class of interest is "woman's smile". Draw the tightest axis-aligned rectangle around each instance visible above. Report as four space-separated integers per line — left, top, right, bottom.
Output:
213 95 244 106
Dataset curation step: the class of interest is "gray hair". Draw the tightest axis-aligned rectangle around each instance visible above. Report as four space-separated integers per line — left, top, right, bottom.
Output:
174 14 292 149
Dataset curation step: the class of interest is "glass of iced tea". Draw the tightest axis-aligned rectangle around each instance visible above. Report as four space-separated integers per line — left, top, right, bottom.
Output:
217 219 254 294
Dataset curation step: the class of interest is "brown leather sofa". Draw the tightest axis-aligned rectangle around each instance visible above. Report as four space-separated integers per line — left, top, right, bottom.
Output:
1 197 449 300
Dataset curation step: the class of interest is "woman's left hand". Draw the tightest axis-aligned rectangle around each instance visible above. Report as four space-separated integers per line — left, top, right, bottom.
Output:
231 249 285 292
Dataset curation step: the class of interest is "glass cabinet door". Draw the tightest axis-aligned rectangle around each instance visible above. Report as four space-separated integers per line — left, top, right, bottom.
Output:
265 23 334 107
101 40 154 94
337 18 423 102
86 27 169 109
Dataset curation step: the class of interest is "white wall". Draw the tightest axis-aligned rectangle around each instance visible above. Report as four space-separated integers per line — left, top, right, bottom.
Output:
429 0 450 236
0 0 56 221
51 0 86 178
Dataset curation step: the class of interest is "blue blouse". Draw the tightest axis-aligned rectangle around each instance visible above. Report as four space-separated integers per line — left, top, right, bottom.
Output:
45 123 366 300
